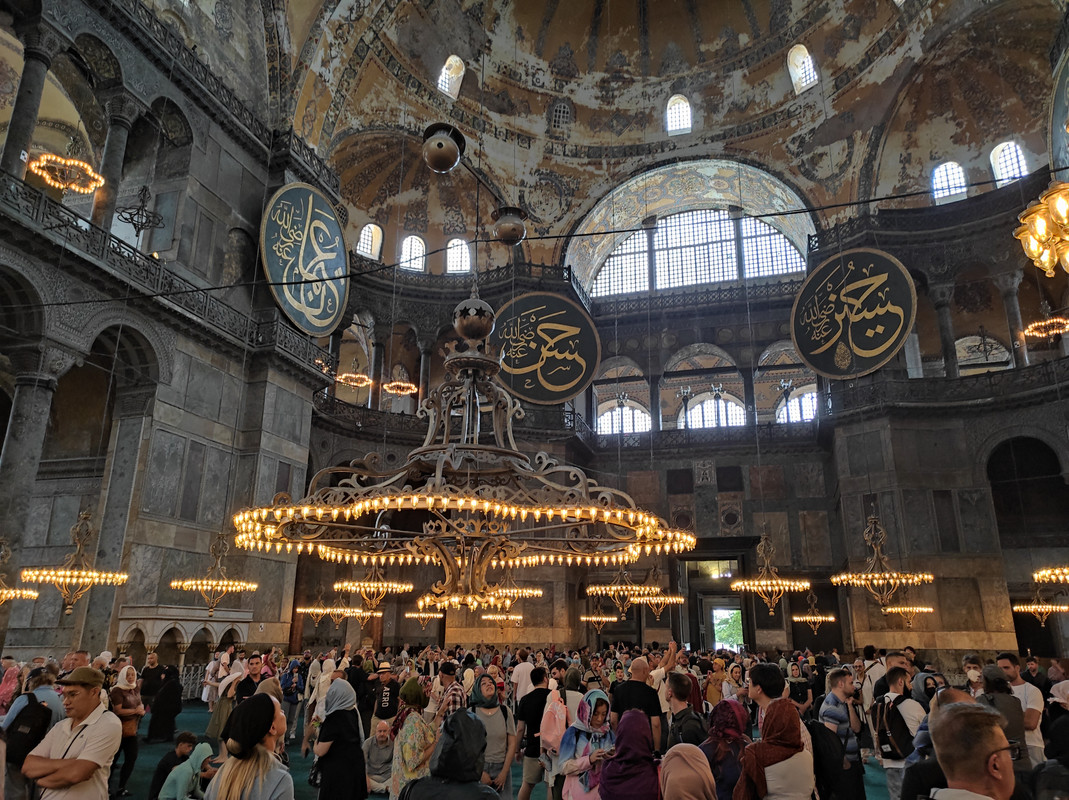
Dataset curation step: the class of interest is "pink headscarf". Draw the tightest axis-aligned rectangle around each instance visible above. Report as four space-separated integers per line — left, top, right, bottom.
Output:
0 666 19 711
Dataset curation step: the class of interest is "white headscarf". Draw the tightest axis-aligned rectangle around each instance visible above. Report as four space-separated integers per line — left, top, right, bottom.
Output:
312 658 337 717
116 665 138 690
1048 680 1069 709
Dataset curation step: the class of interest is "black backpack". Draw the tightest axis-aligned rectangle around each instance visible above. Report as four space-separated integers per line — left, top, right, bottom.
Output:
430 708 486 782
805 717 845 800
5 698 52 766
872 695 915 760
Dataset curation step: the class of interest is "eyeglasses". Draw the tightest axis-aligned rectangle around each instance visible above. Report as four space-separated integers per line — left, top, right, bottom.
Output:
987 743 1024 762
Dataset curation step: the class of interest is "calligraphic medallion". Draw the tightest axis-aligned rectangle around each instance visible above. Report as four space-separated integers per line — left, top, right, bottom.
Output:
259 182 350 336
491 292 601 405
791 248 916 380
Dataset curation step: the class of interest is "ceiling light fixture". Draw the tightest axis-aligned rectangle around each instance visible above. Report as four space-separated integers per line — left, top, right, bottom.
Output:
170 530 258 616
731 527 810 615
1014 181 1069 276
404 610 444 630
27 153 105 194
792 588 835 635
0 540 38 606
831 510 933 608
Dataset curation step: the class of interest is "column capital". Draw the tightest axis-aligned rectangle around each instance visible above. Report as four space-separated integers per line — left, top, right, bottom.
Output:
370 326 392 346
7 343 79 387
991 268 1024 297
14 19 70 66
928 282 956 309
101 91 146 130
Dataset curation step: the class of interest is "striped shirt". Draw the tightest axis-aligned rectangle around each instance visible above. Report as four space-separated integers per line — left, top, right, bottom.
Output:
819 692 860 762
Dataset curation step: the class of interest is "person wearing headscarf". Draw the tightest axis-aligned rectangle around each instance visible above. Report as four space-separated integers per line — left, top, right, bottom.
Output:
110 664 145 797
562 667 584 721
159 741 216 800
390 677 437 800
978 665 1033 776
1047 681 1069 758
733 698 813 800
723 664 744 701
0 664 20 715
301 657 338 756
706 658 728 706
280 659 305 741
911 672 938 713
206 693 293 800
314 679 367 800
470 673 516 799
661 743 718 800
599 708 659 800
700 699 752 800
206 660 246 742
147 665 184 743
785 663 812 719
558 689 615 800
399 708 498 800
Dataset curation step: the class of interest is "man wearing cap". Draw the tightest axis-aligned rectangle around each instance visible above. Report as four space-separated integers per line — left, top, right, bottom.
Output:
371 663 400 730
22 667 122 800
436 661 466 722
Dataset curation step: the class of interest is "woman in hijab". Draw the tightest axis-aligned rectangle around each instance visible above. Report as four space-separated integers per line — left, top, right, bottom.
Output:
706 658 728 706
700 699 752 800
390 677 437 800
207 660 246 742
206 693 293 800
110 664 145 797
733 698 813 800
470 673 516 799
301 657 338 756
0 664 20 715
314 679 367 800
785 663 812 719
558 689 615 800
722 664 744 701
600 708 658 800
147 665 184 743
661 743 717 800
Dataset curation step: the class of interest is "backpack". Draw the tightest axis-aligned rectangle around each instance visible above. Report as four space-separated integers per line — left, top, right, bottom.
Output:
872 695 915 760
805 717 846 800
540 689 569 755
5 697 52 767
430 708 486 782
1032 758 1069 800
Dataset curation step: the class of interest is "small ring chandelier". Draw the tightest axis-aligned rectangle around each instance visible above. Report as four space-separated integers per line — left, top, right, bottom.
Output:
731 527 809 615
792 588 835 635
0 540 38 606
234 294 695 612
1014 567 1069 627
831 510 933 608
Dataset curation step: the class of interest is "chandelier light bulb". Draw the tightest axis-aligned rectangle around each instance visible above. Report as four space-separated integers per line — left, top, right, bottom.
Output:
1022 202 1055 245
1035 245 1058 276
1042 181 1069 227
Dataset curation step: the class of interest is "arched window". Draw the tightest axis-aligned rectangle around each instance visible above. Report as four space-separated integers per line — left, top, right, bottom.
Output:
446 238 472 273
437 55 465 100
356 223 383 260
740 217 807 278
550 101 573 129
399 235 426 271
776 388 819 423
932 161 967 203
682 393 748 428
596 404 652 435
592 230 649 296
991 141 1028 187
666 94 692 135
787 45 818 94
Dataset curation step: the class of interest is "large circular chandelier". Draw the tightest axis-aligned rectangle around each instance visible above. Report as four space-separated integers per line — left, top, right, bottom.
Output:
831 511 932 608
587 567 664 615
21 510 127 615
234 293 695 611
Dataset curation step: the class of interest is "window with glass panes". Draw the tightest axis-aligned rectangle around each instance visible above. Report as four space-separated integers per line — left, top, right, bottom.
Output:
596 405 652 435
932 162 967 200
400 235 426 271
446 238 471 273
776 390 819 423
666 95 692 134
684 396 748 428
592 231 649 296
991 142 1027 186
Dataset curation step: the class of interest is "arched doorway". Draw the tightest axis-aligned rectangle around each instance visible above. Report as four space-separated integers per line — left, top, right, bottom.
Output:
156 627 181 667
187 627 211 666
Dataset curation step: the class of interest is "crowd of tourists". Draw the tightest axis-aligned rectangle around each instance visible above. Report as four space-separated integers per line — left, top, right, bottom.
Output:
0 641 1067 800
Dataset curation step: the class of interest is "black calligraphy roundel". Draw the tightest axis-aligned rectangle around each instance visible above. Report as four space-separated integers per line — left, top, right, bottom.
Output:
491 292 601 405
259 182 350 336
790 248 917 380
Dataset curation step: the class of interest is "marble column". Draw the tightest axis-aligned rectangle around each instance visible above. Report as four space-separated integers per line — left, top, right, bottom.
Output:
992 269 1029 368
929 283 959 378
417 341 433 406
368 341 385 410
0 23 68 179
91 93 145 230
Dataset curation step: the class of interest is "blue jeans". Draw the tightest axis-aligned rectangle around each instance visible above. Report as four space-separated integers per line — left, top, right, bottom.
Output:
484 760 513 800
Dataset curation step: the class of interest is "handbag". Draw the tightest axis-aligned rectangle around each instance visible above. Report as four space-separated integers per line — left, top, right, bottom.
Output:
307 758 322 788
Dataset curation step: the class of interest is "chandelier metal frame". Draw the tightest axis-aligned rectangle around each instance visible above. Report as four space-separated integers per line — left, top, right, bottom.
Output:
27 152 104 194
404 610 443 630
170 531 258 617
629 591 685 621
792 588 835 635
334 563 414 610
731 528 809 615
21 510 127 615
882 604 934 628
831 511 932 608
0 540 37 605
587 567 663 616
234 293 695 612
115 185 165 235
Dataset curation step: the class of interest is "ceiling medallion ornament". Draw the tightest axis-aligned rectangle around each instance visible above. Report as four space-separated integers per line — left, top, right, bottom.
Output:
234 294 695 612
731 528 810 615
27 153 105 194
21 510 127 615
831 510 933 607
0 540 38 606
792 588 836 635
170 531 258 616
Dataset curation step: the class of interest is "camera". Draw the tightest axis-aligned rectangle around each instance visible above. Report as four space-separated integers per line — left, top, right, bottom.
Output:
852 688 862 702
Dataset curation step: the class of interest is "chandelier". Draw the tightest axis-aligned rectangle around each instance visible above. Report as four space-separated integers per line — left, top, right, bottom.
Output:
629 591 685 621
882 604 934 628
382 379 418 396
21 510 127 614
1034 566 1069 584
0 540 38 606
1012 596 1069 627
335 564 413 610
404 610 443 630
731 528 809 615
831 511 932 607
298 600 360 629
336 372 373 389
482 613 523 632
1014 180 1069 277
115 186 165 235
792 588 835 635
580 612 618 633
491 569 543 603
587 567 664 616
1024 317 1069 339
170 531 258 616
27 152 105 194
234 294 695 612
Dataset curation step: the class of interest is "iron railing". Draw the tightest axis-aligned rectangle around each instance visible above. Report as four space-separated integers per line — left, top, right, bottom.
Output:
593 421 820 451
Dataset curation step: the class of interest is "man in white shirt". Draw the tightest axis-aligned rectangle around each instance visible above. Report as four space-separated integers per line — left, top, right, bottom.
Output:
929 702 1016 800
646 641 677 751
877 666 927 800
511 648 534 702
996 651 1045 767
22 667 122 800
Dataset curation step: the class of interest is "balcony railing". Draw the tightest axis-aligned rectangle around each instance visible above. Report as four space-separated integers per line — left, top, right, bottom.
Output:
592 421 820 451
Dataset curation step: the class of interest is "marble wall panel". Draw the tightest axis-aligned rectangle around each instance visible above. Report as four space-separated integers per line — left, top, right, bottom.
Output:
141 429 186 517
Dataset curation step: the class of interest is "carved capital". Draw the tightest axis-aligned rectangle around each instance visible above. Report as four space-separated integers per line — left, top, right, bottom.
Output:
7 342 80 387
146 642 159 653
371 325 392 346
991 269 1024 297
101 91 146 130
928 282 955 309
15 20 71 66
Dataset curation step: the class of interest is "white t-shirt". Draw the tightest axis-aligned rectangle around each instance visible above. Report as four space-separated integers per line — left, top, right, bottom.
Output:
30 702 123 800
511 661 534 702
881 692 926 769
1010 681 1044 750
648 667 670 713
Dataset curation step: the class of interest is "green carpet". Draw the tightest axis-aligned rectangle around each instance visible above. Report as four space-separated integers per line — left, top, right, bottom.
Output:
118 703 888 800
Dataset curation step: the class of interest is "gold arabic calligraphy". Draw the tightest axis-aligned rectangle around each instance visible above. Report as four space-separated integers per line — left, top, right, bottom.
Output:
499 304 589 393
268 190 344 330
797 259 906 368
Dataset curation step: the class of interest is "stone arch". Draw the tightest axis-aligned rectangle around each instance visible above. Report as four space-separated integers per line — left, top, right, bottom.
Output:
218 628 240 649
187 627 212 665
986 436 1069 555
663 343 744 424
156 626 183 666
76 308 172 386
124 627 147 667
595 355 645 380
664 342 737 373
72 33 123 92
0 262 47 345
973 424 1069 487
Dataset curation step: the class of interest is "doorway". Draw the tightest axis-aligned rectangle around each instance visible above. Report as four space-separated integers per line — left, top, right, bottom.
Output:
699 595 745 652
